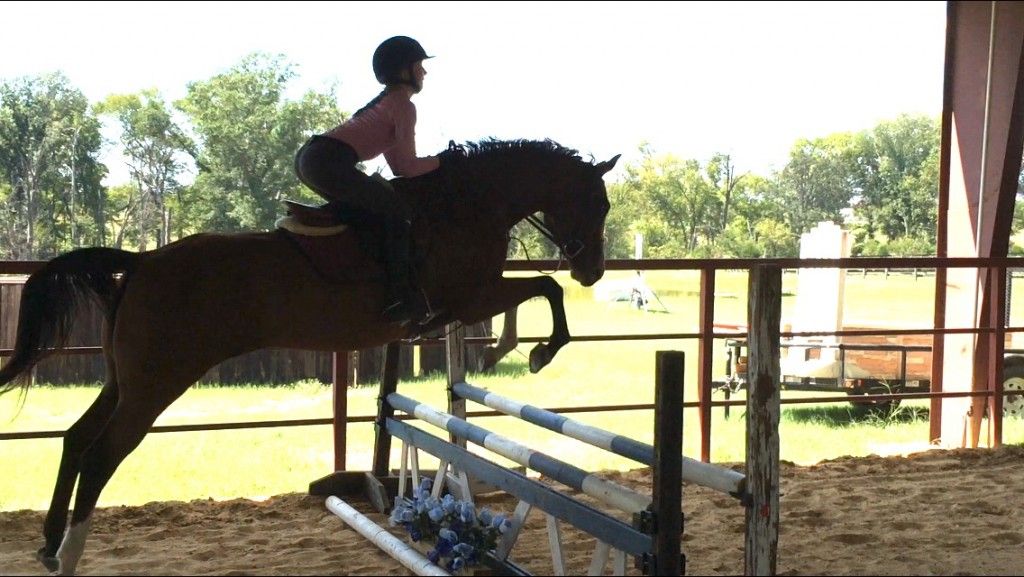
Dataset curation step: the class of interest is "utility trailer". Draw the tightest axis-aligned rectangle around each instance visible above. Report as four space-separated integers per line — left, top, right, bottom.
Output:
714 337 1024 416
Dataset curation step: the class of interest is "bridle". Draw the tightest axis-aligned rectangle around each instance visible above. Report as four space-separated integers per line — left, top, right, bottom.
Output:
528 214 585 262
524 214 585 261
438 145 586 265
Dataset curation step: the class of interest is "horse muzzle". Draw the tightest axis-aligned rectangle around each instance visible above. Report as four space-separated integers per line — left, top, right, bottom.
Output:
571 266 604 287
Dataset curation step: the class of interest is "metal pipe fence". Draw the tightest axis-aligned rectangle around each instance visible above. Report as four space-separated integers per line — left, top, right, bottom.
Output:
3 256 1023 463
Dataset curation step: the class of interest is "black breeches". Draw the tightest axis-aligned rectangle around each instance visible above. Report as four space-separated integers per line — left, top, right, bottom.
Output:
294 135 411 222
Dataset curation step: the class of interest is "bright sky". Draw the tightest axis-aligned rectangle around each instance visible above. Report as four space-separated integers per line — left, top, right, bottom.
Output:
2 1 947 185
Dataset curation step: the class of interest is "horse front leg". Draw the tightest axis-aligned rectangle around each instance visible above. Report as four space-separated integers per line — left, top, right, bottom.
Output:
451 276 567 374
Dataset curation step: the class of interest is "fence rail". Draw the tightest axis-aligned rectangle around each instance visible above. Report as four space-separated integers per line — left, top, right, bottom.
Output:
3 256 1024 464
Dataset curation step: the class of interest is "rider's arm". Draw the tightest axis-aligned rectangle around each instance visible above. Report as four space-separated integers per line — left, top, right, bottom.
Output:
383 98 441 178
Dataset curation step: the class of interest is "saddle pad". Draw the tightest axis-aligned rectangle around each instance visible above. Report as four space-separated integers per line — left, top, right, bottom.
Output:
276 223 383 283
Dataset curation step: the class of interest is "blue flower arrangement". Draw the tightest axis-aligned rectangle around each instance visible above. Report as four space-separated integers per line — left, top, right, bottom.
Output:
389 478 513 573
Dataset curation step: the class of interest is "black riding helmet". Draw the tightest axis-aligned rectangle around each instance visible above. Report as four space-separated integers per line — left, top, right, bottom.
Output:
372 36 433 85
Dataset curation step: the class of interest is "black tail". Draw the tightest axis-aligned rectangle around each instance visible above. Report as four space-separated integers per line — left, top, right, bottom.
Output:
0 247 141 395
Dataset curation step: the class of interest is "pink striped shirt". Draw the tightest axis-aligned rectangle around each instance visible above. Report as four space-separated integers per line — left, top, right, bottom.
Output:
324 90 440 177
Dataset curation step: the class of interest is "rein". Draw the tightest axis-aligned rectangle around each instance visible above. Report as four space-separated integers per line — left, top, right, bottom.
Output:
524 214 584 261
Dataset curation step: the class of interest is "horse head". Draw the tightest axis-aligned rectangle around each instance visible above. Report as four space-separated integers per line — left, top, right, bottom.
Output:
538 153 620 286
434 139 620 288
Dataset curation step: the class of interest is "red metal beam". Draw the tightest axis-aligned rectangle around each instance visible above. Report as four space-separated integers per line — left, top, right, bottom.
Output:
940 1 1024 447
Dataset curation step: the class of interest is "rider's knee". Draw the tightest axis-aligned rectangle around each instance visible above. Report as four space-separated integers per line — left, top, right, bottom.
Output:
368 173 411 221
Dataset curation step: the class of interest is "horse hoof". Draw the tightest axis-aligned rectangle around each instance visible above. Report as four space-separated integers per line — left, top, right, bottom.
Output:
36 548 59 572
478 347 499 373
529 344 552 373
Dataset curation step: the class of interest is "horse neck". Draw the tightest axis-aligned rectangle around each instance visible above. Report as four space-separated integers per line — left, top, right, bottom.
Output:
461 155 564 229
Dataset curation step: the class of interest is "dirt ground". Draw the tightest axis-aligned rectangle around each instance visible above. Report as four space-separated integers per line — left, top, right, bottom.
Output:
2 445 1022 576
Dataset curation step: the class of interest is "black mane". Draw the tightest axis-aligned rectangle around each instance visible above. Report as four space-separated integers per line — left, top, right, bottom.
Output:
455 138 583 163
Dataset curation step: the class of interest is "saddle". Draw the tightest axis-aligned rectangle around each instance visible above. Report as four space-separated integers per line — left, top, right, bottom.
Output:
281 200 347 229
274 200 379 283
275 199 439 326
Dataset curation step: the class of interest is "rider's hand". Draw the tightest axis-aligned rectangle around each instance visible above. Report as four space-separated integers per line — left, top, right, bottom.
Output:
437 140 464 169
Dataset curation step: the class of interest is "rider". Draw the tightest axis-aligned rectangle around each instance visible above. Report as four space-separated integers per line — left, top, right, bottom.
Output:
294 35 446 326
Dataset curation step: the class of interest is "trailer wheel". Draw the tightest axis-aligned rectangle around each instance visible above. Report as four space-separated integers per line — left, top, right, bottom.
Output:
1003 356 1024 418
847 380 902 411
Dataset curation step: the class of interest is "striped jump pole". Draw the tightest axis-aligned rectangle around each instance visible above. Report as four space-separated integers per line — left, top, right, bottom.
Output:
451 380 747 499
386 417 654 559
387 392 652 515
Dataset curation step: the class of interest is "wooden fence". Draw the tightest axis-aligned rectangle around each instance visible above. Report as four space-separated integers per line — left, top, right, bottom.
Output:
0 277 492 386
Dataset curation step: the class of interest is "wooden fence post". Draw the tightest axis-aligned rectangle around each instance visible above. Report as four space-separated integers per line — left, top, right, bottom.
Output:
745 265 780 576
652 350 684 575
372 342 402 478
446 324 467 445
332 351 350 472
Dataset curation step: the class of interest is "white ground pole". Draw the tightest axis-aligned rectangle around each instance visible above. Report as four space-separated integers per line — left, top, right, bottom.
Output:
325 496 450 576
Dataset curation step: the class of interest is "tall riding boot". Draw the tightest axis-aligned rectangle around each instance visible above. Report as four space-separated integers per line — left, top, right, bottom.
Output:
381 218 430 325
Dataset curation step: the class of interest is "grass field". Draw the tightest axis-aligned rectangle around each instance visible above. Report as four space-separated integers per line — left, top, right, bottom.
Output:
2 269 1022 511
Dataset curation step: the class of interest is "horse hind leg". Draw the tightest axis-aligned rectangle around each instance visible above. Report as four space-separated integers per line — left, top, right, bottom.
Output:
36 380 118 572
38 323 121 571
478 306 519 372
53 388 171 576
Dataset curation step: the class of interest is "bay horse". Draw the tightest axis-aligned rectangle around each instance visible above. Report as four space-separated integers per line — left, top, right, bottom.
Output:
0 138 617 575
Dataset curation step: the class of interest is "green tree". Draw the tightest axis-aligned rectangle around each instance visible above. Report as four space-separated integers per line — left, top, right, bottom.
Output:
776 132 860 237
0 72 105 258
852 114 939 242
716 174 797 257
176 53 343 232
706 152 749 242
623 146 720 256
104 183 144 250
602 180 647 259
96 89 196 248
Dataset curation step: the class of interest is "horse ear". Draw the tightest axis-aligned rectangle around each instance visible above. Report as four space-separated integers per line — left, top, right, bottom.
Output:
594 154 621 176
